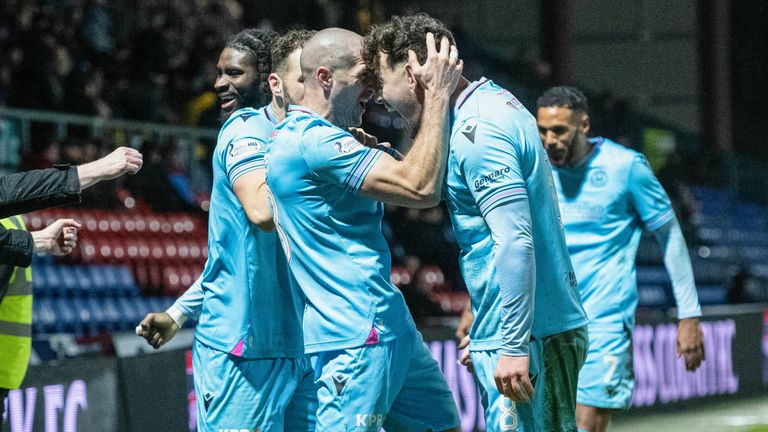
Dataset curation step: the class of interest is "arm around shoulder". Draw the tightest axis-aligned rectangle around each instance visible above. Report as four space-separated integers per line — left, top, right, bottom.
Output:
359 92 453 208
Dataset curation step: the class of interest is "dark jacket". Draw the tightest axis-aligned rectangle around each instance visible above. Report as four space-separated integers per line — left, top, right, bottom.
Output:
0 166 81 268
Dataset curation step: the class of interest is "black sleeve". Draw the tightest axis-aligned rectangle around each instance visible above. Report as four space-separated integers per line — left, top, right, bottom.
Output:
0 166 81 218
0 225 34 268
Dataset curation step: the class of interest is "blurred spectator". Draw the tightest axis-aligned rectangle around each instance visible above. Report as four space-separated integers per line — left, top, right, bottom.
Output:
727 266 761 304
657 152 702 245
388 205 460 282
127 138 204 214
79 0 115 63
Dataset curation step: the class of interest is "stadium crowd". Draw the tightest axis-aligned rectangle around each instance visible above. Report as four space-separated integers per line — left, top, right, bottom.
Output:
0 0 666 300
3 3 764 432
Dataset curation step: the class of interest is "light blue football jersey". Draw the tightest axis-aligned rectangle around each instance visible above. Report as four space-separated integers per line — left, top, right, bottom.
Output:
445 78 588 351
552 137 677 330
193 105 303 358
266 106 416 354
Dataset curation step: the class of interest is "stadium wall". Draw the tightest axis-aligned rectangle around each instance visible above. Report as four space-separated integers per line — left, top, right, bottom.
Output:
2 306 766 432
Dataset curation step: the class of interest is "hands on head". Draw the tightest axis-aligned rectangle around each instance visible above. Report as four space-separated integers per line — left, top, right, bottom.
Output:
407 32 463 98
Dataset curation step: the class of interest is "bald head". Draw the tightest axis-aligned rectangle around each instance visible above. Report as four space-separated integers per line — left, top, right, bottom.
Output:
298 28 373 128
300 28 363 87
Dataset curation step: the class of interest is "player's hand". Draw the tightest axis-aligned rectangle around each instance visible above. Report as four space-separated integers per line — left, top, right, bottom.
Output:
677 317 705 371
455 302 474 340
458 335 474 374
494 354 534 403
407 32 463 99
348 127 379 148
136 312 180 349
31 219 81 256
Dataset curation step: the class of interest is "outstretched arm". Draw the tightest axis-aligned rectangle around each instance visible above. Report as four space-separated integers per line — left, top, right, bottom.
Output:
77 147 143 190
0 167 80 217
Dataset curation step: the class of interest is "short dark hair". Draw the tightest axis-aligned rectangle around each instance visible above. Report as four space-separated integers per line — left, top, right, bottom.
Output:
537 86 589 114
224 29 277 106
363 13 455 73
271 29 316 75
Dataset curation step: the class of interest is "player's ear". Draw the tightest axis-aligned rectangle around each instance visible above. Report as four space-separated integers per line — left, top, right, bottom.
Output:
580 112 591 135
268 72 282 97
316 66 333 90
404 63 418 91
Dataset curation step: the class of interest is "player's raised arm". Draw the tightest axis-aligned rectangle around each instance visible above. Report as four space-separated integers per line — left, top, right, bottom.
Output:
359 33 463 208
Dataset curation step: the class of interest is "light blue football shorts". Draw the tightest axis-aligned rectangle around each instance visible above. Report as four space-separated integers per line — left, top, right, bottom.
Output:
311 330 460 431
192 339 317 431
576 324 634 410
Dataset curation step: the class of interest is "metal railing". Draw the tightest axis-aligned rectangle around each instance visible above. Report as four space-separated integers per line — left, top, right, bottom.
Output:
0 105 219 191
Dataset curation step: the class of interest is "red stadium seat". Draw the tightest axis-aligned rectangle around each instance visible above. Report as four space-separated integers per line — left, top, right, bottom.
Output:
390 265 412 286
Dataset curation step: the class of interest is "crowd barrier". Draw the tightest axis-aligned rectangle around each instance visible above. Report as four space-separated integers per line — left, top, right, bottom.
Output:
2 305 766 432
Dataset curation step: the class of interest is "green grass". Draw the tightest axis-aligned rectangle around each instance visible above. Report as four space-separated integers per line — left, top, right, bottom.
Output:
610 397 768 432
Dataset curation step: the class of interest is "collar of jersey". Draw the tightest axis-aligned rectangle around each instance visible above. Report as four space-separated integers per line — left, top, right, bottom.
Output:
264 103 277 125
563 137 605 170
453 77 490 118
287 105 319 117
220 106 263 131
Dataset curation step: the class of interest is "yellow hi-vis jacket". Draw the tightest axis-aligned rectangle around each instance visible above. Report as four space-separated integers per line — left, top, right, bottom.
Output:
0 215 32 390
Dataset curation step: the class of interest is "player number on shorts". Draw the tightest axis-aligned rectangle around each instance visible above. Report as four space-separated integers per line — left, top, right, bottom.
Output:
602 355 619 384
499 397 519 431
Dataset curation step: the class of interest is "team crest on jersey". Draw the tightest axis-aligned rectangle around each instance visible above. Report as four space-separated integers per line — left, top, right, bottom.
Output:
589 168 608 187
334 138 361 153
228 138 262 158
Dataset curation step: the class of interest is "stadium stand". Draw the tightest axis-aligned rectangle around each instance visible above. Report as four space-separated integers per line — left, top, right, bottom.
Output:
1 0 764 338
20 183 767 337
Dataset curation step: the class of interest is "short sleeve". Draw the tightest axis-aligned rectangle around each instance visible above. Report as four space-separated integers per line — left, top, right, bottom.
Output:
459 118 528 217
628 154 674 231
302 126 383 193
222 116 270 185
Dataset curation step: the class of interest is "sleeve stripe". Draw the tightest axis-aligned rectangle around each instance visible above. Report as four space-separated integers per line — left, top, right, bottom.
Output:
227 153 264 174
345 149 381 192
228 160 265 184
645 208 675 231
478 188 527 215
342 147 373 185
